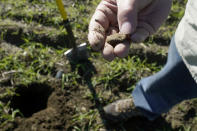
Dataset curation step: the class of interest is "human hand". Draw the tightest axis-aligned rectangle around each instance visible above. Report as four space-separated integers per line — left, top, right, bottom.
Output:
88 0 172 61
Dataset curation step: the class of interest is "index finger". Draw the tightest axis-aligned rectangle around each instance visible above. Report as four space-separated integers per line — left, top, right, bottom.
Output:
88 0 117 51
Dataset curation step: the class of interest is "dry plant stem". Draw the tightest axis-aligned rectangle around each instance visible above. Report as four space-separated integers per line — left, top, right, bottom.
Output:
106 33 131 47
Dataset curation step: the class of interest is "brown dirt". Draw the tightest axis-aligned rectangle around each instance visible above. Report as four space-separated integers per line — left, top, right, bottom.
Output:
106 33 130 47
1 78 93 131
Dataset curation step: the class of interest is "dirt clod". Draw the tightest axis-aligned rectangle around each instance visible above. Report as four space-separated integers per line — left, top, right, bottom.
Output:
106 33 131 46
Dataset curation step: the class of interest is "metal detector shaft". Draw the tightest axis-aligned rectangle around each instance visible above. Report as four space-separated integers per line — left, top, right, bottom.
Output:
63 19 77 49
56 0 76 49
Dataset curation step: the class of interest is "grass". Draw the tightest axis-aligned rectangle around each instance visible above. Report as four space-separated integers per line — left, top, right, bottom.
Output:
1 0 196 130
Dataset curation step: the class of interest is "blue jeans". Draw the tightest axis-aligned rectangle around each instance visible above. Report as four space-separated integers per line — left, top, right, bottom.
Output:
132 37 197 120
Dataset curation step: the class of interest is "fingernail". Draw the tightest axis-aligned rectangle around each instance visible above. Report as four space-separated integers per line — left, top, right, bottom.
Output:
120 22 132 34
102 44 115 61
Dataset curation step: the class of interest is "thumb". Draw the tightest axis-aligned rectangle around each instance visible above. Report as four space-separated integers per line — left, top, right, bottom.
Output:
117 0 138 34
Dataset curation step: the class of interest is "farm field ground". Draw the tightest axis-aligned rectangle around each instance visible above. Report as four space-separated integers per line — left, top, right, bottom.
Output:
1 0 197 131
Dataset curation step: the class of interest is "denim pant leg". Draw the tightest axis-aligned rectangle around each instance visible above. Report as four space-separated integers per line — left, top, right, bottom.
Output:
132 36 197 120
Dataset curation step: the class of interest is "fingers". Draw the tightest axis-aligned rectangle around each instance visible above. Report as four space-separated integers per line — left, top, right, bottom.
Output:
102 43 115 61
130 21 152 43
88 1 117 51
102 26 118 61
116 0 138 34
89 0 167 61
131 28 149 43
106 0 138 60
130 0 172 43
102 41 130 61
103 27 130 61
88 21 106 51
106 26 119 36
89 0 140 61
138 0 172 32
114 42 130 58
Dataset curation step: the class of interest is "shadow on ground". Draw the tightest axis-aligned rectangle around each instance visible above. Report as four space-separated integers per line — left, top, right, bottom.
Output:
69 59 178 131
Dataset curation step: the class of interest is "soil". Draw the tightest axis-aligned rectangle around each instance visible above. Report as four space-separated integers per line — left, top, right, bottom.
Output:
1 45 197 131
0 32 196 131
2 76 197 131
106 33 130 47
0 43 197 131
1 78 93 131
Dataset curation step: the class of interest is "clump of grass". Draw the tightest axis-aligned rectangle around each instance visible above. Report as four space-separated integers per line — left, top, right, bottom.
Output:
0 87 23 127
0 42 63 86
95 56 161 90
72 109 102 130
